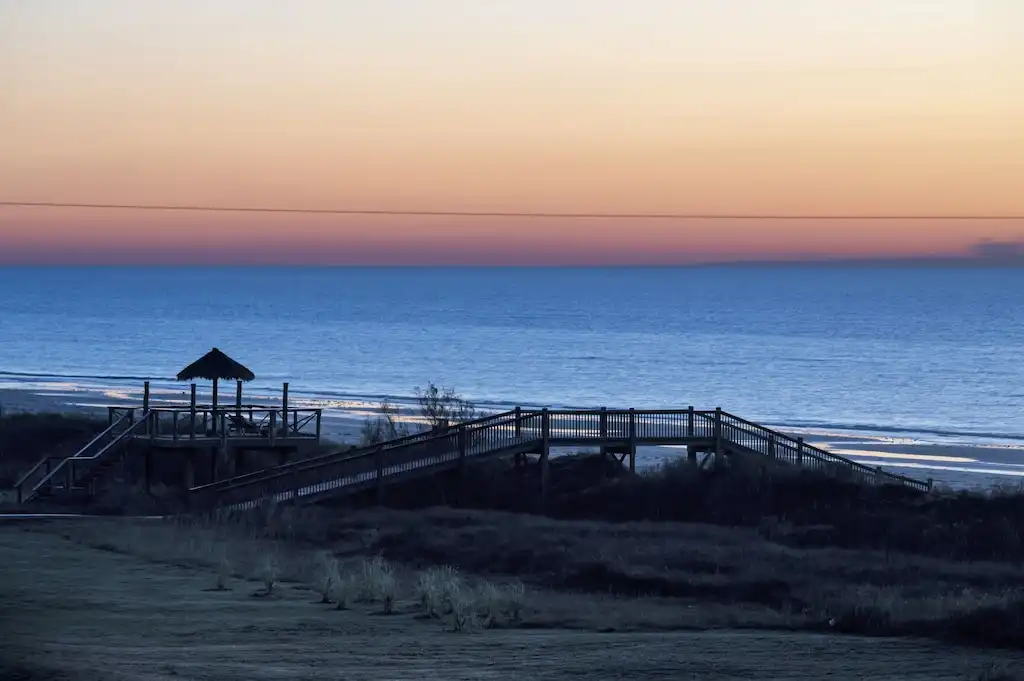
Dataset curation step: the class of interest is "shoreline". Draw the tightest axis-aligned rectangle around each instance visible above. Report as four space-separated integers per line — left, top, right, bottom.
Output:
2 385 1023 491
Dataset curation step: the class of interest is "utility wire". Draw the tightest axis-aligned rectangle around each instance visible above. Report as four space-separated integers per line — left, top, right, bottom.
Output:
0 200 1021 220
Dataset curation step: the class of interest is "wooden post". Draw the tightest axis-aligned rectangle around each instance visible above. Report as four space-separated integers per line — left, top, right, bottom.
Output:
539 408 551 503
514 406 522 439
211 377 219 435
235 380 243 416
687 406 695 437
315 410 322 443
375 444 385 505
189 384 197 440
142 381 150 413
458 425 467 467
628 408 637 472
172 411 179 441
714 408 724 466
269 410 277 446
796 437 805 466
599 407 608 438
282 382 289 436
768 433 777 460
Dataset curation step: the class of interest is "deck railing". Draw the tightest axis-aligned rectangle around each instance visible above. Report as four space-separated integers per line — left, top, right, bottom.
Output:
191 407 933 511
142 406 322 443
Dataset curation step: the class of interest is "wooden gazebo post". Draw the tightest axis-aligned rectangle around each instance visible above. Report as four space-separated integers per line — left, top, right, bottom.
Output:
176 347 256 438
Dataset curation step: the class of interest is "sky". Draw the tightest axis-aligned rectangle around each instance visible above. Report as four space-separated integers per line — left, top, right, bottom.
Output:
1 0 1022 265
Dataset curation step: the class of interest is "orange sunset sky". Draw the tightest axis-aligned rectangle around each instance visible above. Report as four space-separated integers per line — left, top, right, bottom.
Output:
1 0 1022 265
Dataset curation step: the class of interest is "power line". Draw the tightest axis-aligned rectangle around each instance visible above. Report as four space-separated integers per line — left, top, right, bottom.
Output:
0 200 1022 220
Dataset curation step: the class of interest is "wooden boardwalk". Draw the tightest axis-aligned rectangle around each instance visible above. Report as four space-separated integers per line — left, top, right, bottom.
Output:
14 405 322 504
190 408 933 511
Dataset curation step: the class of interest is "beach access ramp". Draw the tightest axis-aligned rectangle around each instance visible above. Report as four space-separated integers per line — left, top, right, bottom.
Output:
188 408 933 511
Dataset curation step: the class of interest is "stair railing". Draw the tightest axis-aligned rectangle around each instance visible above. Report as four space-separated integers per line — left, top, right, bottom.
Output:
21 411 150 503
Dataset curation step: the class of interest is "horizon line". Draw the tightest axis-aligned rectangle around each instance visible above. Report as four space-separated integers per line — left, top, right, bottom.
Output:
3 201 1024 221
3 256 1023 268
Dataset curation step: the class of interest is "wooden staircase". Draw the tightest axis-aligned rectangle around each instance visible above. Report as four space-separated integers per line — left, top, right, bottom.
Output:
15 410 150 503
190 408 933 512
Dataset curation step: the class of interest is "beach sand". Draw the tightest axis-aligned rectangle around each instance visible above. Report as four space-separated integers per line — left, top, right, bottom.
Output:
2 386 1022 491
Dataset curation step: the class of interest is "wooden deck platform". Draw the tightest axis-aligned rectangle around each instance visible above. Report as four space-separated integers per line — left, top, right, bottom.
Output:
108 405 323 449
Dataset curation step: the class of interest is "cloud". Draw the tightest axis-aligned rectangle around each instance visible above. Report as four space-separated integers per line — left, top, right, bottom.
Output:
970 238 1024 261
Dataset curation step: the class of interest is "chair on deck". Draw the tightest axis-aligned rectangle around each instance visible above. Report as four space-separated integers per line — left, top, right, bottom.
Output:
227 413 270 437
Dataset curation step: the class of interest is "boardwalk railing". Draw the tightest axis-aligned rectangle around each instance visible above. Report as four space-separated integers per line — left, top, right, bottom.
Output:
143 406 322 443
17 408 148 503
191 407 932 511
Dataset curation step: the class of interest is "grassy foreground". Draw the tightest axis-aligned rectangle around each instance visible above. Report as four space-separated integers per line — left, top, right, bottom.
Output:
4 412 1024 673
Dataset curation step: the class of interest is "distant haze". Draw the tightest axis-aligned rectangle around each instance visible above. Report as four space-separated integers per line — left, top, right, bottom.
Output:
1 0 1022 265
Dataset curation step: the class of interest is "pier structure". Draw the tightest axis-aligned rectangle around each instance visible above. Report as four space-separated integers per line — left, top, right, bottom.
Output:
15 379 322 503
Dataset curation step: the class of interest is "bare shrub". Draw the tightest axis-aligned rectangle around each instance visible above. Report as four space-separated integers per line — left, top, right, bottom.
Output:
416 566 464 618
331 572 359 610
449 587 477 633
415 383 476 429
359 399 410 446
502 580 526 623
315 552 338 604
475 581 503 628
214 552 232 591
257 554 279 596
359 556 398 614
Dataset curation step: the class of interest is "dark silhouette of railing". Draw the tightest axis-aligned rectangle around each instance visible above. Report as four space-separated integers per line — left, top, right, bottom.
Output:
190 407 932 511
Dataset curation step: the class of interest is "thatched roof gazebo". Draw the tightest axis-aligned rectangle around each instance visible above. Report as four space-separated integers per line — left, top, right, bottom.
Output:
177 347 255 430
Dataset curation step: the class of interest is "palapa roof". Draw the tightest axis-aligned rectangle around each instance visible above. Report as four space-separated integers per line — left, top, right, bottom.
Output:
176 347 255 382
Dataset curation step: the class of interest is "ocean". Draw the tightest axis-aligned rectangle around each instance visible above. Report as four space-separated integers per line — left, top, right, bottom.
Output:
1 265 1023 448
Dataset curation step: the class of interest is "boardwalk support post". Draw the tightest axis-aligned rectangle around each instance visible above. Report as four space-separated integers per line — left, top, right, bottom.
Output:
768 434 777 461
687 405 695 437
375 445 385 505
796 437 805 466
142 381 150 414
627 408 636 473
714 407 723 466
282 383 289 436
189 384 197 439
539 408 551 504
514 407 522 440
599 407 609 457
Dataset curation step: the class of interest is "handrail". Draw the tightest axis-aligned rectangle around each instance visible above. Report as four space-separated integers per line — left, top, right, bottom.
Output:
14 411 136 503
718 411 931 491
189 408 523 494
189 406 934 510
23 415 151 502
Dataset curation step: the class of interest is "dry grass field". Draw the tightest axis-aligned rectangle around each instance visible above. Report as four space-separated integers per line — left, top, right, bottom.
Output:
3 414 1023 679
2 515 1021 681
